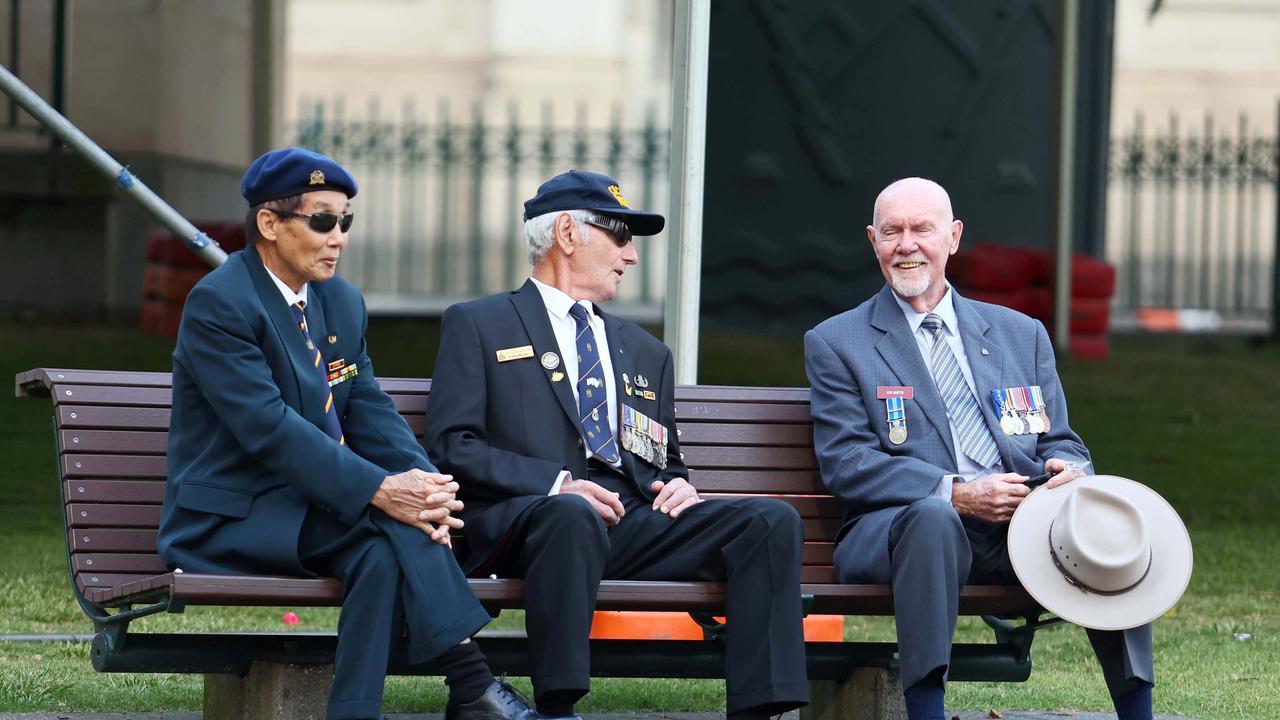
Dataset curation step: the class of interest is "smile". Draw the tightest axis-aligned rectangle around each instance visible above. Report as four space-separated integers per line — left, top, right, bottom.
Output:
895 262 926 269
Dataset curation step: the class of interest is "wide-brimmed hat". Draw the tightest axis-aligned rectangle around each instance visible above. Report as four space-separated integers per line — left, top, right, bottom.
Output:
1008 475 1192 631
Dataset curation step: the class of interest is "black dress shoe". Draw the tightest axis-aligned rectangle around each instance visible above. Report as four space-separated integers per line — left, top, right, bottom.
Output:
445 679 537 720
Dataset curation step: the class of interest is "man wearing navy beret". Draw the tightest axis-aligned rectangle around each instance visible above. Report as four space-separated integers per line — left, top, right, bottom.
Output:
158 148 535 720
426 170 810 720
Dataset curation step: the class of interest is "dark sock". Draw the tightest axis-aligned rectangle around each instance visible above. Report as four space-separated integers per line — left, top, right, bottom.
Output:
903 676 946 720
536 689 580 717
438 641 495 705
1113 681 1154 720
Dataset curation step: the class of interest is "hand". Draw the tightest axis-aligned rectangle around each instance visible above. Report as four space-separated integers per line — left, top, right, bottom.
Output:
1044 458 1088 489
950 472 1031 524
650 478 702 519
560 479 626 526
371 469 464 544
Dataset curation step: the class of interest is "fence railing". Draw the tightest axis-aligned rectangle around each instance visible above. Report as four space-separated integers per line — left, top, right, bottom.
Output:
290 98 671 315
1106 110 1279 331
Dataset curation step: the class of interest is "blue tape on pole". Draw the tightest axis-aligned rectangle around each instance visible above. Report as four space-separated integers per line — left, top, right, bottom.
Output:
115 167 135 189
189 232 212 249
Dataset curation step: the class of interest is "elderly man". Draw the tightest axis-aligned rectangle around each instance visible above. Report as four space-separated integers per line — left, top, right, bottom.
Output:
425 170 809 720
803 178 1155 720
158 148 535 720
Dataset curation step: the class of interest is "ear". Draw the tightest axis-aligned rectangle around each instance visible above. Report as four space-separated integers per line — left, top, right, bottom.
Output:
948 219 964 255
256 208 280 244
865 224 876 247
552 212 577 256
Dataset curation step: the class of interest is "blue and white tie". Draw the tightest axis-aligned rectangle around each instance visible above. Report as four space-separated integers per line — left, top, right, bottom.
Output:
921 313 1000 468
568 303 620 463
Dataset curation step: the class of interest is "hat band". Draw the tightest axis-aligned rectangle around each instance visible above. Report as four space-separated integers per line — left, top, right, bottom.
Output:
1047 520 1152 596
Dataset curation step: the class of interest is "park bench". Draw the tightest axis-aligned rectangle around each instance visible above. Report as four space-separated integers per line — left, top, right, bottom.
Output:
16 367 1055 720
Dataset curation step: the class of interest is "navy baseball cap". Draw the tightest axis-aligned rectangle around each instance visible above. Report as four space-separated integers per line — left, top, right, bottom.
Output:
523 170 665 236
241 148 358 206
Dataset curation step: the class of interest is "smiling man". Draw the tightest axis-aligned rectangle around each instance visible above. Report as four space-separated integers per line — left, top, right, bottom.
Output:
803 178 1155 720
158 148 535 720
426 170 809 720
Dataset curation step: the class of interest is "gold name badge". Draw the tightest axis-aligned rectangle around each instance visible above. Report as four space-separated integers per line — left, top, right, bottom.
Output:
496 345 535 363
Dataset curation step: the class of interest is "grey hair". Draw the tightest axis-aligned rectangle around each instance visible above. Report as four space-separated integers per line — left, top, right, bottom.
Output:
523 209 596 265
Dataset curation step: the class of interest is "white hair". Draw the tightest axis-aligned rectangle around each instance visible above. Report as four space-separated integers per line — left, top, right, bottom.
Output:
523 209 596 265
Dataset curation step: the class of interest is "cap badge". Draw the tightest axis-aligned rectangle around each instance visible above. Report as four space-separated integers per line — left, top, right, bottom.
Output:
310 170 326 186
607 184 630 208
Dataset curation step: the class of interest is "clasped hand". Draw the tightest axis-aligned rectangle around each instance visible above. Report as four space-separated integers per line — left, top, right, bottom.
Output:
371 469 463 544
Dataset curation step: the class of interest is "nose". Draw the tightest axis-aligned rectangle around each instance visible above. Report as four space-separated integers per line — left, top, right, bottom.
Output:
621 242 639 265
896 231 919 253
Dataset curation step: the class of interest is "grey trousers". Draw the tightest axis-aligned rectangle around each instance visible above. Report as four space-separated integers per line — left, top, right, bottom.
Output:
837 497 1154 695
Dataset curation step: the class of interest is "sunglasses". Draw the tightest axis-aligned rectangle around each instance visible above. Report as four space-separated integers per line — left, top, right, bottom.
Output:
270 209 354 233
583 214 633 246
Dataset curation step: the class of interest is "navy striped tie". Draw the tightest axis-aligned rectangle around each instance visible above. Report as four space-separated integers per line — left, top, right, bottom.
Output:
568 303 620 463
290 301 344 445
921 313 1000 468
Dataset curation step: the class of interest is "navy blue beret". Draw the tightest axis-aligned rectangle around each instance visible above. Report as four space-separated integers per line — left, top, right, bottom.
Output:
523 170 665 236
241 148 358 206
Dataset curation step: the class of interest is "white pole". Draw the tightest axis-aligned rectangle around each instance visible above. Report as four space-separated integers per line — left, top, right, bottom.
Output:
1053 0 1079 353
664 0 711 384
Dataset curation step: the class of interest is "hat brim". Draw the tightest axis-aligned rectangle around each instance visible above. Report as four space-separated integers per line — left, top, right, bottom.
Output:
591 207 665 236
1007 475 1192 631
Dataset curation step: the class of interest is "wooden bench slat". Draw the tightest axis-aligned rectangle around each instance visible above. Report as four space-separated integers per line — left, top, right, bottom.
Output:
78 572 157 591
703 494 841 519
58 405 172 430
677 423 812 446
65 480 166 504
74 553 168 574
63 454 167 479
52 385 174 407
687 470 823 494
60 429 168 454
674 401 810 423
69 528 159 552
67 504 163 529
681 446 816 470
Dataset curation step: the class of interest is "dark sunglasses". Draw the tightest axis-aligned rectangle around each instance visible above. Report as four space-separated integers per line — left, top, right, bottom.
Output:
583 214 632 246
270 208 354 233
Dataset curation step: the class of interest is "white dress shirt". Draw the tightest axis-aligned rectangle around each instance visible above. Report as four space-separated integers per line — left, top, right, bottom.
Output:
265 265 309 308
530 277 619 494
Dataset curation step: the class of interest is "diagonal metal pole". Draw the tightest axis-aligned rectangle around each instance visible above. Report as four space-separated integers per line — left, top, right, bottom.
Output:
0 62 227 268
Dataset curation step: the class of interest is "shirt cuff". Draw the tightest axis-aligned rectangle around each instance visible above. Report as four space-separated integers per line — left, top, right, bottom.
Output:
549 470 572 496
935 474 962 501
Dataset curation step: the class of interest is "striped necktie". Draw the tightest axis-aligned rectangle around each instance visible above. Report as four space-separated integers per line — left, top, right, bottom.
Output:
568 303 620 463
920 313 1000 468
289 301 345 445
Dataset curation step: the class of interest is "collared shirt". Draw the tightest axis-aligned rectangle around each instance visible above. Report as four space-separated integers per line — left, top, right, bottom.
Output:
530 277 619 493
892 283 1002 497
265 264 309 309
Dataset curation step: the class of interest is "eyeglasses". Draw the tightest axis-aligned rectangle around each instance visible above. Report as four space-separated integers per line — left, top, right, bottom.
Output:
269 209 354 233
583 214 632 246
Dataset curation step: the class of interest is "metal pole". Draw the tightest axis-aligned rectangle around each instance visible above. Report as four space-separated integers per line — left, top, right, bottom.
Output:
1271 99 1280 340
1052 0 1079 353
664 0 710 384
0 63 227 267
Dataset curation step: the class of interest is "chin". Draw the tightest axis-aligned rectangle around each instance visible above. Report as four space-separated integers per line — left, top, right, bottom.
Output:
890 275 930 298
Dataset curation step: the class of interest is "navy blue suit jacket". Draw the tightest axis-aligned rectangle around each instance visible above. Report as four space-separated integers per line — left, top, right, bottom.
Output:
424 279 687 572
157 246 434 575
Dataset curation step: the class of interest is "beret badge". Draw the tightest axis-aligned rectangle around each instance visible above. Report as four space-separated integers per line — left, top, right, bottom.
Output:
310 170 326 186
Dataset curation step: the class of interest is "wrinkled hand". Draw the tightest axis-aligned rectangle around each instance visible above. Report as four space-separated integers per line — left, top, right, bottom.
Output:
560 479 626 526
650 478 702 519
371 469 464 544
950 472 1030 524
1044 458 1087 489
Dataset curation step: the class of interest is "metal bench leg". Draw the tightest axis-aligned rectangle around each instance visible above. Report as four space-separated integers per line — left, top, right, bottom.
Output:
204 662 333 720
803 668 906 720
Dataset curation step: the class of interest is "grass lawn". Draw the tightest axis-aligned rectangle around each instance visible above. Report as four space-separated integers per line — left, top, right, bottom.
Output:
0 319 1277 717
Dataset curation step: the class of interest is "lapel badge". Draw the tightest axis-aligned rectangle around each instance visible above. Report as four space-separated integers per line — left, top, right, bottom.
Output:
981 348 990 356
551 371 565 382
634 374 649 388
496 345 534 363
328 335 337 344
327 359 345 372
622 372 633 396
641 390 657 401
540 351 560 370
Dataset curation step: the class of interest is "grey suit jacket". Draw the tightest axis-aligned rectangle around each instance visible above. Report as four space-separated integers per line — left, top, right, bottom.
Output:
804 285 1090 580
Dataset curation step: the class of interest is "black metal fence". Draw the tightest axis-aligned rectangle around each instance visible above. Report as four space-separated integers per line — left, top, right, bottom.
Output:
1107 110 1279 329
291 98 671 313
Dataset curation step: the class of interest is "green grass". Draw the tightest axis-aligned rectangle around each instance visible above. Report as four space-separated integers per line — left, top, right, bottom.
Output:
0 320 1277 717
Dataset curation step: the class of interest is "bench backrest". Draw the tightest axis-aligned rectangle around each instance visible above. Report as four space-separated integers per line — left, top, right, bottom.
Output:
16 369 838 606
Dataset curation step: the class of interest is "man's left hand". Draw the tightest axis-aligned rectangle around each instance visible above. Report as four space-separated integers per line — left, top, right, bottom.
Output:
650 478 702 518
1044 458 1087 489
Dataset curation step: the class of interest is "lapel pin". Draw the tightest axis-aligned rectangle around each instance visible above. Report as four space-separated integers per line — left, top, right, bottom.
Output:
550 371 564 382
328 336 337 344
981 348 989 356
540 351 560 370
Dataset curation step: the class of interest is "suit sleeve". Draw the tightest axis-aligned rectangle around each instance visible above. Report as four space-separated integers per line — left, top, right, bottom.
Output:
657 347 689 484
805 327 951 511
1030 319 1092 467
425 303 566 499
178 284 384 525
340 292 436 474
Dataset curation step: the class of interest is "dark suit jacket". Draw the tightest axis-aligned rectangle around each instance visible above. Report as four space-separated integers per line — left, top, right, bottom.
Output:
425 279 687 571
804 285 1090 581
157 245 434 575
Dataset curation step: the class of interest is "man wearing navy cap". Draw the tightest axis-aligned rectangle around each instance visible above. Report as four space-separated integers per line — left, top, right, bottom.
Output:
426 170 810 720
158 148 536 720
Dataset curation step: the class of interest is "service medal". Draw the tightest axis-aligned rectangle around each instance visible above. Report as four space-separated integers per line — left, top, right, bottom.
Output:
889 425 908 445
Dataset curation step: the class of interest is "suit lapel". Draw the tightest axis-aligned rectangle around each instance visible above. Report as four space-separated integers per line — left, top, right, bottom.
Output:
953 293 1013 465
243 246 312 416
870 285 957 462
510 280 579 430
600 308 643 483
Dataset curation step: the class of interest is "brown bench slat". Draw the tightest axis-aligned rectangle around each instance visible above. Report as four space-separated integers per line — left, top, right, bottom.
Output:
58 405 172 431
78 572 158 591
801 517 840 540
677 423 812 447
69 528 159 552
688 470 823 494
63 454 167 479
17 368 172 395
74 553 168 574
803 543 834 565
806 584 1040 617
704 494 841 519
65 480 166 504
681 446 816 470
671 386 809 403
60 429 168 454
52 385 173 407
674 401 810 424
801 567 835 583
67 504 163 528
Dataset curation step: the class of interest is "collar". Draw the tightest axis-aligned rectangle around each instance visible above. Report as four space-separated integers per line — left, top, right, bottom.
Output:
892 281 959 337
264 264 309 308
530 276 595 321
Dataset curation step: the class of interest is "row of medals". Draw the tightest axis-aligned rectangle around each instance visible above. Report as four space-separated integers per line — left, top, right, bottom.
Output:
1000 409 1049 435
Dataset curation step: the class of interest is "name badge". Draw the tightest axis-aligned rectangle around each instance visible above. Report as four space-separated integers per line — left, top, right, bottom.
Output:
877 386 914 399
496 345 534 363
